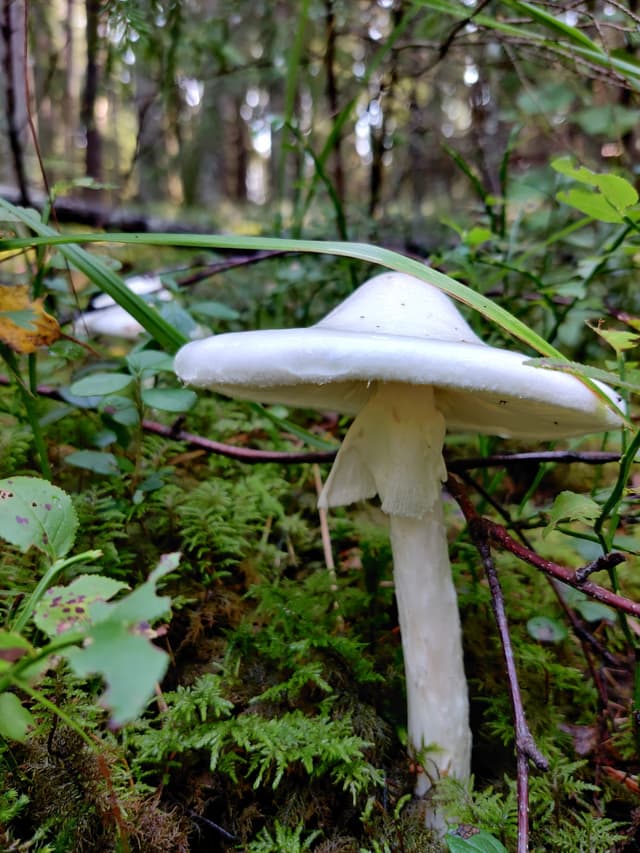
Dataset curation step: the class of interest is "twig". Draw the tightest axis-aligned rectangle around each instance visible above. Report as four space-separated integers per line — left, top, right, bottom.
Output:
470 524 548 853
446 476 633 609
143 418 336 464
312 463 343 625
447 475 560 851
449 450 621 470
448 474 548 852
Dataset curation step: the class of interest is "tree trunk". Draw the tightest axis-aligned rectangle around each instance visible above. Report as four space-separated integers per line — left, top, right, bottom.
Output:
80 0 102 191
324 0 344 206
1 0 30 203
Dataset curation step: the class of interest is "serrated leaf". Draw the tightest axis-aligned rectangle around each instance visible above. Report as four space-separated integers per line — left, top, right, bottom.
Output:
446 830 509 852
545 490 601 537
141 387 197 412
63 555 178 725
0 476 77 559
64 450 120 476
66 618 168 725
527 616 568 643
70 372 133 396
586 321 640 355
0 692 35 741
34 574 129 637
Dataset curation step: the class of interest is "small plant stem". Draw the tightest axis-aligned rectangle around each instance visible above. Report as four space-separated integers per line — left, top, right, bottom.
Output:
312 464 343 628
11 678 96 749
0 347 51 479
0 631 85 693
11 549 103 634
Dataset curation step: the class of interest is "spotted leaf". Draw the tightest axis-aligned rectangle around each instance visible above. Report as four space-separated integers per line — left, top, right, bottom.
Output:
0 476 78 560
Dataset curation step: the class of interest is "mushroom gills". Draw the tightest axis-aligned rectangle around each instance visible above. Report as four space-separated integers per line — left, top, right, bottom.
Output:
318 381 447 518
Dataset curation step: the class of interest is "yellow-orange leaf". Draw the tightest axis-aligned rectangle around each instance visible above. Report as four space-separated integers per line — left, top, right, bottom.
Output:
0 285 61 354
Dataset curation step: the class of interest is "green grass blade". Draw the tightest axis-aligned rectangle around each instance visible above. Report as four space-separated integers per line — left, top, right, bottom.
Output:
0 228 595 358
0 226 626 418
501 0 601 52
0 200 188 353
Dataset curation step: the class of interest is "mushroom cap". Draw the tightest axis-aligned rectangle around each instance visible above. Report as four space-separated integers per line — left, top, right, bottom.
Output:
174 272 624 439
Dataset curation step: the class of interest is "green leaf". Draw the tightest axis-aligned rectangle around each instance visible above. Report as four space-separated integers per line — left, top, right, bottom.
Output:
0 631 33 673
560 586 616 624
527 616 568 643
70 372 133 397
33 574 129 637
446 829 509 852
126 350 174 375
100 395 140 426
501 0 600 51
0 476 78 560
552 158 638 221
556 188 623 224
552 157 601 186
64 450 120 476
66 618 168 726
0 693 35 741
545 490 601 537
191 300 241 321
141 387 198 412
597 174 638 210
525 356 640 394
465 227 494 248
574 105 640 136
586 322 640 356
63 555 178 725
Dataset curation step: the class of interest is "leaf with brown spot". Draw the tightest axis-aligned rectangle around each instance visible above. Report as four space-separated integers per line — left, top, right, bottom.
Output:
0 284 61 353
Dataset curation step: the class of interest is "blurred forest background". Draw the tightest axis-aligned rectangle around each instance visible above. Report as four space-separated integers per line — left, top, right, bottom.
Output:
3 0 640 242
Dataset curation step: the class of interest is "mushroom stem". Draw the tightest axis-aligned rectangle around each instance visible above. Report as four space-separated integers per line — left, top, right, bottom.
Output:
390 509 471 796
318 381 472 813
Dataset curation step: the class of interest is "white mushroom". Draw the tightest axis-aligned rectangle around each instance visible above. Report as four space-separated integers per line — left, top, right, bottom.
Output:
174 272 623 821
73 274 171 339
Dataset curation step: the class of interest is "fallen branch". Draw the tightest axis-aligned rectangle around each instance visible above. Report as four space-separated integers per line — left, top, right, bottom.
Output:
465 513 548 853
446 475 635 618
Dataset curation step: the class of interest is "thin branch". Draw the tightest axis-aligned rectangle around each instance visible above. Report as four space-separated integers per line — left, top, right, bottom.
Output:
468 521 547 853
450 450 621 470
446 475 637 617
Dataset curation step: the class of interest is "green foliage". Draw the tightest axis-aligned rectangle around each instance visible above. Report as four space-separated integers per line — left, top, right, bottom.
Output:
245 820 322 853
132 673 383 800
0 476 176 731
0 475 78 560
445 830 509 853
171 468 288 568
437 753 627 852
